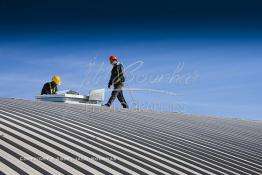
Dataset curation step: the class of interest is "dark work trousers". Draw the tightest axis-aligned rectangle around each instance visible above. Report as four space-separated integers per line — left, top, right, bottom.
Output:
107 83 128 108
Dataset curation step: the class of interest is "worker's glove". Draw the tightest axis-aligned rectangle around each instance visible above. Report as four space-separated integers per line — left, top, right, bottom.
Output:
108 83 112 89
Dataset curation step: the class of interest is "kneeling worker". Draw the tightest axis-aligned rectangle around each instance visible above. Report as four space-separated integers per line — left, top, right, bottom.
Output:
105 56 129 108
41 75 61 95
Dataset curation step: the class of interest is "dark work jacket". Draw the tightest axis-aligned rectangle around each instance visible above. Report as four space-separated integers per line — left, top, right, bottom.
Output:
109 62 125 85
41 82 58 95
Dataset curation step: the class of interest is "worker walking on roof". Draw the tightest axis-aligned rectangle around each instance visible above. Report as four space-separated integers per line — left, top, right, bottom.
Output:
41 75 61 95
105 56 129 108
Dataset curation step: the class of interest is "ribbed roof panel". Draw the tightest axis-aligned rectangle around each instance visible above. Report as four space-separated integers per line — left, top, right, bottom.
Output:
0 98 262 175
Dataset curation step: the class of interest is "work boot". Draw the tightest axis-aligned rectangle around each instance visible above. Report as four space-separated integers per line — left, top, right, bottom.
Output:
122 103 129 109
103 104 110 107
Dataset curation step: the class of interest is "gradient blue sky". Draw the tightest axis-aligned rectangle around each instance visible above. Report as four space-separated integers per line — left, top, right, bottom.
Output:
0 0 262 120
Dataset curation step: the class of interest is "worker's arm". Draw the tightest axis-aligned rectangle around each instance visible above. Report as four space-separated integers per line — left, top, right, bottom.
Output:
41 83 49 95
108 69 114 88
115 64 125 83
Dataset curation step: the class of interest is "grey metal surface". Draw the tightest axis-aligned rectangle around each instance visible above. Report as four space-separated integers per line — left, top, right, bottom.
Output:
0 98 262 175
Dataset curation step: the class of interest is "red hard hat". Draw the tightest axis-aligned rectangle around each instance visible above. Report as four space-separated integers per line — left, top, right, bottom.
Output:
109 56 117 62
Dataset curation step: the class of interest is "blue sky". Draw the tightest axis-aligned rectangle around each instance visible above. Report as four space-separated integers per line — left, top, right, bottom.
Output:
1 32 262 120
0 0 262 120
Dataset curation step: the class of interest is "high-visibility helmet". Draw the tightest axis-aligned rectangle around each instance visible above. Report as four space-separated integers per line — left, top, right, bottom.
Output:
109 56 117 63
52 75 61 85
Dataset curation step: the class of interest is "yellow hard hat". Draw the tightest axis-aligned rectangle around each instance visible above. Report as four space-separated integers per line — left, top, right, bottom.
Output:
52 75 61 85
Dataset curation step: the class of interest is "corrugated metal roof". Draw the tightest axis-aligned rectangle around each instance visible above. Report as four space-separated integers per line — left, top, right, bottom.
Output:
0 98 262 175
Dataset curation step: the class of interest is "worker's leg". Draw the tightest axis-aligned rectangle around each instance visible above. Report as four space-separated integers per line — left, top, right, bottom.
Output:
106 85 121 107
117 89 129 108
